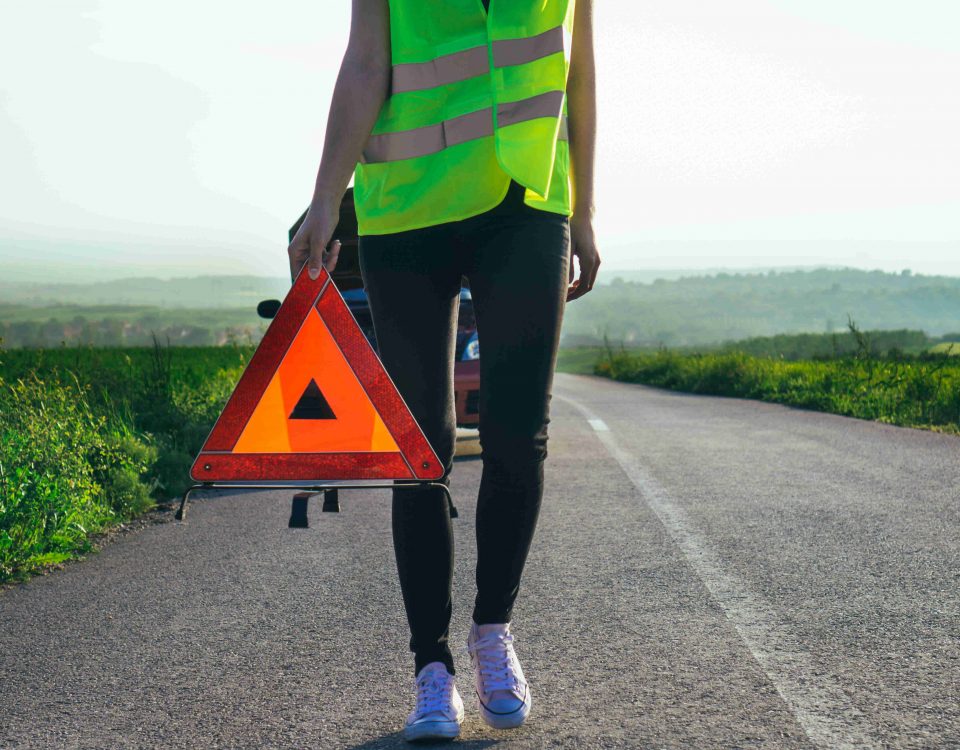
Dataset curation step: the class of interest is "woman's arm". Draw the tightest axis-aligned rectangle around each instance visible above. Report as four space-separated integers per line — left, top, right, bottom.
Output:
288 0 391 281
565 0 601 301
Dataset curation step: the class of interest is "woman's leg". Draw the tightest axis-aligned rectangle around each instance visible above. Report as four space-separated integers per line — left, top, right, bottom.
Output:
462 208 571 625
358 227 463 675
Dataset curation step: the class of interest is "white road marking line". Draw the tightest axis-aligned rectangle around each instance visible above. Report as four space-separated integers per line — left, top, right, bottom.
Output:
556 392 876 750
588 418 609 432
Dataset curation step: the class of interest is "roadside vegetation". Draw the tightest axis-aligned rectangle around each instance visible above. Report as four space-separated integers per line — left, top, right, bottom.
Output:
0 340 252 582
595 321 960 434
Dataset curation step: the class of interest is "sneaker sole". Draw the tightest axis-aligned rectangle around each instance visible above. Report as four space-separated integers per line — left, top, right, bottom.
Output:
403 718 462 742
477 692 532 730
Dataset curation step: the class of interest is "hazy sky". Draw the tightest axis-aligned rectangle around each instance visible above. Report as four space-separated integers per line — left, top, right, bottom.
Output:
1 0 958 282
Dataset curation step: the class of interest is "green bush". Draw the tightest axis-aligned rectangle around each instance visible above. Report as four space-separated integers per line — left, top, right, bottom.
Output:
0 343 250 581
596 343 960 433
0 372 156 580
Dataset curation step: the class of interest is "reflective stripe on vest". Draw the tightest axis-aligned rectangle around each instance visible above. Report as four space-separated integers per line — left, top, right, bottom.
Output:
391 25 566 94
362 91 567 164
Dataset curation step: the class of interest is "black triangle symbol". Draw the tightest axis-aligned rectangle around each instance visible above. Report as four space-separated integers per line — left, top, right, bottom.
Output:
289 379 337 420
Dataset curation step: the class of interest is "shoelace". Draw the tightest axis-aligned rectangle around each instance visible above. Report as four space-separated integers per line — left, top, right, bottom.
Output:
414 670 454 717
466 631 523 694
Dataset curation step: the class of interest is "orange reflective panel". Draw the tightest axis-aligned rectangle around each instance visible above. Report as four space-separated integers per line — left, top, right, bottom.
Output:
233 307 399 454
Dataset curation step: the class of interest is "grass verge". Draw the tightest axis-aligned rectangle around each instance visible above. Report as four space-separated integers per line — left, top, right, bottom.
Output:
593 323 960 434
0 340 252 582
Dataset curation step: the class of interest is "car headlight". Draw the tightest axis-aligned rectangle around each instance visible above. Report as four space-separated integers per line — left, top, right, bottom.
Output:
462 331 480 361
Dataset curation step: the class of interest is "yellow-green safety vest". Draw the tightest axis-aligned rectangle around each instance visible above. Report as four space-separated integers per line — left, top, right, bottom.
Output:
353 0 576 236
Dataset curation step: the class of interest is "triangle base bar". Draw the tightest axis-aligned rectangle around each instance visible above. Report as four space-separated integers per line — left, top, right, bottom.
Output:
193 452 417 481
174 481 459 522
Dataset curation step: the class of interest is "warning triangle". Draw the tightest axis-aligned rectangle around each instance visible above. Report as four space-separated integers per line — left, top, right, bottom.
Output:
190 265 444 482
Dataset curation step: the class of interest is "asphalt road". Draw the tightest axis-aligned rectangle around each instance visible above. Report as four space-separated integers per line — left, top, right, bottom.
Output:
1 373 958 749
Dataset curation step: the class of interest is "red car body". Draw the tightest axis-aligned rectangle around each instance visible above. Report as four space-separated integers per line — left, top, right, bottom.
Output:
454 358 481 428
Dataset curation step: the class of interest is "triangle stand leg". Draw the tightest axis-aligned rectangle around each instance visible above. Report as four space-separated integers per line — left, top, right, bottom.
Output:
175 482 458 522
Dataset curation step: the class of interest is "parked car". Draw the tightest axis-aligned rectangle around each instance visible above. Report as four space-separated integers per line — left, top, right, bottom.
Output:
342 286 481 428
276 189 481 428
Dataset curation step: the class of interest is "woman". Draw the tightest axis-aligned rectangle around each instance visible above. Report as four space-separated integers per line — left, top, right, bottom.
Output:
288 0 598 741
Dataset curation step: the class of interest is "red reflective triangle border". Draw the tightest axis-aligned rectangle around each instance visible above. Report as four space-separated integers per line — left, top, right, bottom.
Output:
189 265 444 482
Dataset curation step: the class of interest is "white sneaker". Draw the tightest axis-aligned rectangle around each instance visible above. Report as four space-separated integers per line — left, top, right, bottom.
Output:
403 662 464 742
466 622 532 729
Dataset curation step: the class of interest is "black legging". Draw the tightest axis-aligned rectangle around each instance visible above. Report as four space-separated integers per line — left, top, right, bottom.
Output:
358 179 571 676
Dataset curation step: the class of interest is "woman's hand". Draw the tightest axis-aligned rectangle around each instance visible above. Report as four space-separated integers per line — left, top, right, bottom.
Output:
567 213 600 301
287 197 343 282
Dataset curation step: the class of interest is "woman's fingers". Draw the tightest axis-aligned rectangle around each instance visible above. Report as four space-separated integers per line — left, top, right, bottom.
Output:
307 237 326 280
567 242 581 301
307 237 343 279
324 239 342 273
288 226 337 282
584 243 601 290
567 243 601 301
567 215 601 302
287 200 342 281
287 232 341 281
287 230 310 281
